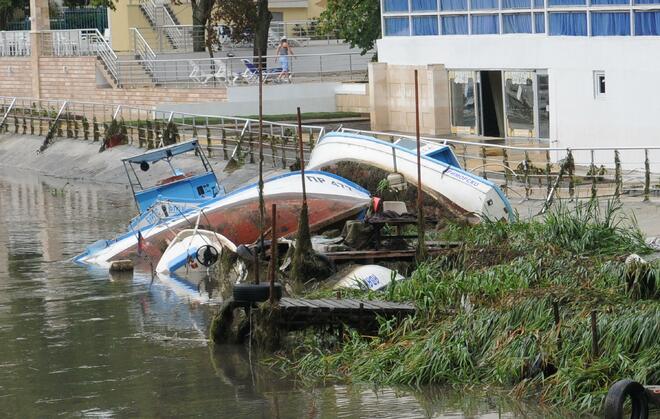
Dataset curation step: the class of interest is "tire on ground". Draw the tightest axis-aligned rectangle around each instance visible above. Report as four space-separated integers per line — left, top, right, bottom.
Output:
233 283 282 303
604 379 649 419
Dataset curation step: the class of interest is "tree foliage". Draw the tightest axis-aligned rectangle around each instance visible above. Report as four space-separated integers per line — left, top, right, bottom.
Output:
211 0 271 59
0 0 25 30
318 0 380 55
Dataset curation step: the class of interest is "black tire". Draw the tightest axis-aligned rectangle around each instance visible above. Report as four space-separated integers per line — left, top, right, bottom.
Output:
233 283 282 303
604 379 649 419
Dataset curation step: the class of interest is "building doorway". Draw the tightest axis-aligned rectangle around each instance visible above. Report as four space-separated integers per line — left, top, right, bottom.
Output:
479 71 504 138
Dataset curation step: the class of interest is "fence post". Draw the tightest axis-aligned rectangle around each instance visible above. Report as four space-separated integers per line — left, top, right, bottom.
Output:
462 144 468 168
567 149 575 200
614 150 622 198
221 128 227 160
481 145 487 179
524 151 531 199
502 148 509 194
590 149 597 200
644 149 650 202
591 310 599 359
545 149 552 197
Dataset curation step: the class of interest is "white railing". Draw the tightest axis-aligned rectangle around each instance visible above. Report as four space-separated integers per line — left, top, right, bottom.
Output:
116 51 370 87
0 97 16 128
0 31 30 56
139 0 187 49
338 127 660 201
131 28 157 77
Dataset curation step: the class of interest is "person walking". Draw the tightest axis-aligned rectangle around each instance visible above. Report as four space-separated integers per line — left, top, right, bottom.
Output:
275 37 294 82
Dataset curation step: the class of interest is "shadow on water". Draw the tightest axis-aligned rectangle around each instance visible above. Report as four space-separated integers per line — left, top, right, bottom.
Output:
0 168 567 417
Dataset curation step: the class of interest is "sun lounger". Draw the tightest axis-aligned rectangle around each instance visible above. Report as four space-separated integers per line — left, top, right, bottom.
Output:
240 58 289 83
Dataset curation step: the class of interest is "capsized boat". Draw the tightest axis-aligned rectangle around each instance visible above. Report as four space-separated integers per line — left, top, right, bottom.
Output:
306 131 513 222
75 170 371 268
155 228 241 276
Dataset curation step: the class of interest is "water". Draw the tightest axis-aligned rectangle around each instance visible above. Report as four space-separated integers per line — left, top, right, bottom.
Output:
0 170 549 418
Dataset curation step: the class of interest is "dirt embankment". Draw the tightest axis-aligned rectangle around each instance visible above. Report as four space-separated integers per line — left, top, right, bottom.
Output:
0 134 284 190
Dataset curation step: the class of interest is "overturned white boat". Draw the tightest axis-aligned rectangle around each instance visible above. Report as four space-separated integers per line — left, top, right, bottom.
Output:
334 265 405 291
307 131 513 222
155 229 240 276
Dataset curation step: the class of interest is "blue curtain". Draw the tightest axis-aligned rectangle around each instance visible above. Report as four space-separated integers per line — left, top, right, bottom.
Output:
592 0 628 4
591 12 630 35
534 0 545 8
471 0 497 9
635 0 660 3
383 0 409 12
413 16 439 34
548 0 585 5
503 13 532 33
412 0 437 10
549 12 587 35
635 11 660 35
534 12 545 32
503 0 531 8
441 0 467 10
442 15 469 33
472 14 499 33
384 17 410 35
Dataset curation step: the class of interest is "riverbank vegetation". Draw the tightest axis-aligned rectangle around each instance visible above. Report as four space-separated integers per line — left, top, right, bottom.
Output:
269 200 659 413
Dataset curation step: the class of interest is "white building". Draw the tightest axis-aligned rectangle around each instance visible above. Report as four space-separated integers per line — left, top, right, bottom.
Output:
372 0 660 166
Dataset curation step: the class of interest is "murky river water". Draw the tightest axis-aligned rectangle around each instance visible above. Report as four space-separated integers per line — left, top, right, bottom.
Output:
0 170 551 418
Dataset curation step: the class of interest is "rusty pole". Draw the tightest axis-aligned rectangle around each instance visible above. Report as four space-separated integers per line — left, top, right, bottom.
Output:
297 107 307 204
414 70 426 260
591 310 599 358
269 204 278 304
255 55 265 285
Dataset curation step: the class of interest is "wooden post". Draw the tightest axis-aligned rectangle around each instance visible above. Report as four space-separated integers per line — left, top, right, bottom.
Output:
298 108 307 203
269 204 278 304
545 149 552 197
591 310 599 358
481 145 487 179
258 55 266 279
414 69 426 261
502 148 509 194
567 149 575 200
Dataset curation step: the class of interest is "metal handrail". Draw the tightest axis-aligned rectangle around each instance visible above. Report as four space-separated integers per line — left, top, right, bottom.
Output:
159 7 186 49
0 97 16 128
132 28 156 77
90 28 118 83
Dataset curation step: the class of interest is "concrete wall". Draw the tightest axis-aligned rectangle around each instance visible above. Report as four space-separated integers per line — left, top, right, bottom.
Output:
1 56 227 108
377 35 660 155
368 62 450 135
0 58 33 97
335 83 369 113
156 81 339 116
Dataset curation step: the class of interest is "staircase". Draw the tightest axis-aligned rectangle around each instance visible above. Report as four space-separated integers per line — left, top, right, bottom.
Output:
137 0 190 51
116 53 157 87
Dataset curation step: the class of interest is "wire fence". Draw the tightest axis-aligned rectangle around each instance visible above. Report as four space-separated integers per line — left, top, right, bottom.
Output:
1 96 658 202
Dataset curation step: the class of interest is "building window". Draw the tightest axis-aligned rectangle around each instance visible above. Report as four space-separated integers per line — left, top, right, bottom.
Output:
413 16 439 35
635 11 660 35
384 17 411 35
383 0 409 12
412 0 438 11
503 0 531 8
503 13 533 33
441 0 468 10
472 14 499 34
471 0 498 9
635 0 660 3
548 0 586 5
591 12 630 36
592 0 629 5
534 0 545 8
594 71 606 98
442 15 469 33
549 12 587 35
534 12 546 32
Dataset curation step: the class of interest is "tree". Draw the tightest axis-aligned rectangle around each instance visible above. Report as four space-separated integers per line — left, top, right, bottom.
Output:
318 0 380 55
0 0 25 30
190 0 215 52
212 0 271 62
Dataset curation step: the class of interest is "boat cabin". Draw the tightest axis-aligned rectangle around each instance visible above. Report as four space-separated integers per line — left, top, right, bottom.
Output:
122 140 223 213
392 137 461 168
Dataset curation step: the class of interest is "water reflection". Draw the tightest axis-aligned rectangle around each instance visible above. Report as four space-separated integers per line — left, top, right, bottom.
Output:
0 168 557 418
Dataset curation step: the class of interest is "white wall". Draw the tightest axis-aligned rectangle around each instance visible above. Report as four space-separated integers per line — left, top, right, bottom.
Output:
155 82 340 116
377 35 660 170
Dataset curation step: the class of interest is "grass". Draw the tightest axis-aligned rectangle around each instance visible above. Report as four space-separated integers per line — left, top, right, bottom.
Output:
267 199 659 414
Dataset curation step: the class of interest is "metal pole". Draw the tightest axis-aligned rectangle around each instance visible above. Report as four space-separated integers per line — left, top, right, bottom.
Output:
269 203 277 304
414 69 426 260
297 107 307 203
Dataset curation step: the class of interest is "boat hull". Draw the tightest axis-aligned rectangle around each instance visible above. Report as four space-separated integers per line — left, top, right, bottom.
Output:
77 171 371 267
307 132 514 222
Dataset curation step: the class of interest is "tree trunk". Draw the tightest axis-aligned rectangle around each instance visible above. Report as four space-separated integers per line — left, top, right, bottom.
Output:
253 0 271 70
192 0 214 52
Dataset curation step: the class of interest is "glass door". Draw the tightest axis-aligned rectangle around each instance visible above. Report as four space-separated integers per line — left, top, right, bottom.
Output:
503 71 535 138
449 70 478 135
536 72 550 139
